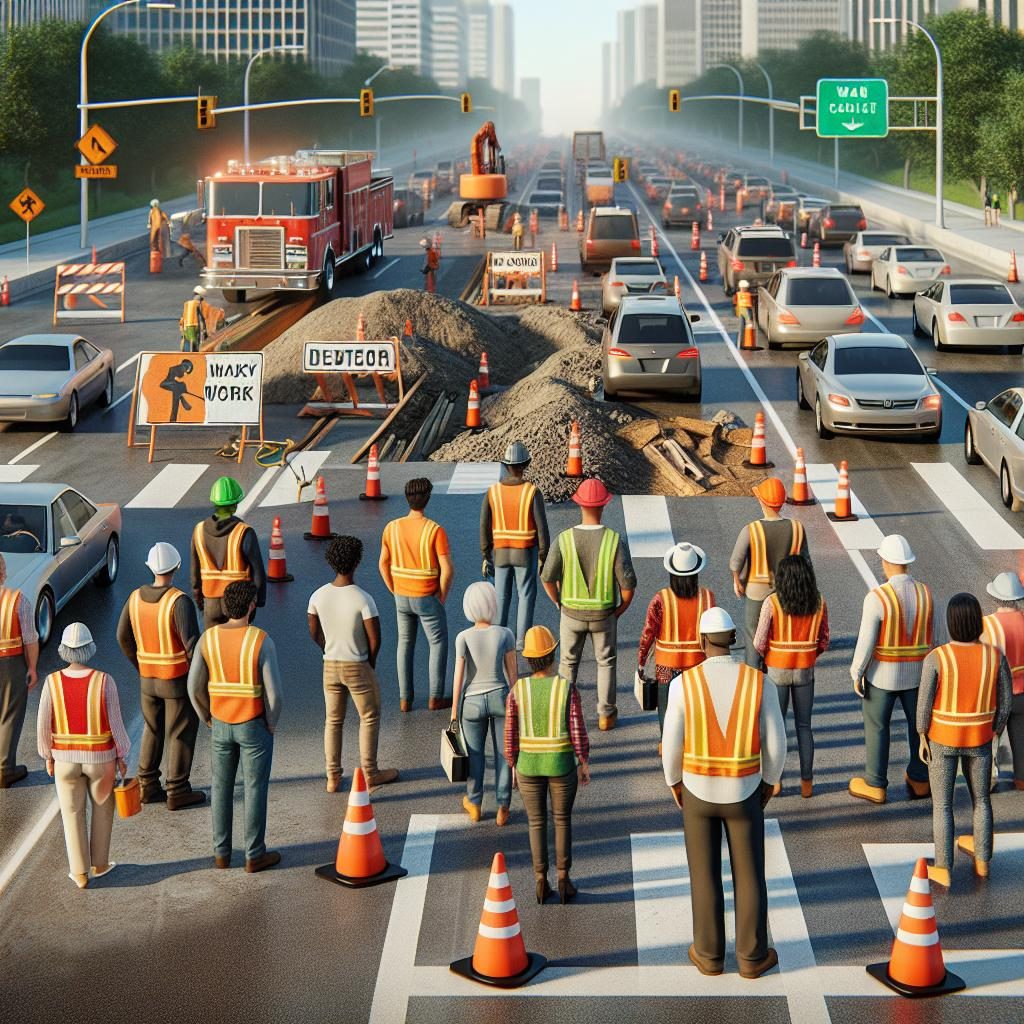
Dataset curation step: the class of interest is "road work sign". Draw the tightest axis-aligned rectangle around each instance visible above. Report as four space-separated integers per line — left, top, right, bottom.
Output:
301 338 404 418
76 124 118 165
483 250 547 305
75 164 118 180
303 341 397 374
816 79 889 138
9 188 44 223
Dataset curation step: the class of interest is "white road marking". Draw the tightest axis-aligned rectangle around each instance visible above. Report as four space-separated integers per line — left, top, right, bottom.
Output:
0 799 60 898
446 461 501 495
804 463 885 550
370 257 400 279
102 389 134 414
631 831 695 966
237 467 278 517
913 461 1024 549
116 352 140 375
126 463 209 509
259 451 331 506
848 549 880 590
622 495 674 558
0 465 38 483
8 432 57 465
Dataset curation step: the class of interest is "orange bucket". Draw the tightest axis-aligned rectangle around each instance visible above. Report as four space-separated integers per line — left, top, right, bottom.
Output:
114 776 141 819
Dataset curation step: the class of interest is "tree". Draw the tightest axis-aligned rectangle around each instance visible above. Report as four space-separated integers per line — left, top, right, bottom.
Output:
977 70 1024 216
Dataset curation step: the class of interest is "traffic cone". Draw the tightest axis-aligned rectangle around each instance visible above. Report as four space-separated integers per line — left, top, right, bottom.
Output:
91 245 97 264
739 319 761 352
743 411 774 468
356 313 367 341
149 249 162 274
866 858 965 998
691 221 700 251
563 420 583 477
478 351 490 389
359 443 388 501
267 515 294 582
1010 250 1019 284
304 475 338 540
315 768 408 888
828 460 859 522
403 318 414 340
706 206 713 231
736 190 744 215
787 447 815 506
812 241 821 268
466 379 482 429
719 186 725 212
576 209 584 232
699 251 708 283
800 231 808 249
0 276 8 307
651 227 659 258
449 852 547 988
673 275 681 300
550 242 558 272
569 279 582 312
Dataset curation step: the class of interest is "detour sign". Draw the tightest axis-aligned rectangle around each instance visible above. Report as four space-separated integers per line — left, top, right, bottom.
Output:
134 352 263 426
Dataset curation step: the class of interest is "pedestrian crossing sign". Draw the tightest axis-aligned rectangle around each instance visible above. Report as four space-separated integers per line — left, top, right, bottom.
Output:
75 124 118 166
9 187 44 223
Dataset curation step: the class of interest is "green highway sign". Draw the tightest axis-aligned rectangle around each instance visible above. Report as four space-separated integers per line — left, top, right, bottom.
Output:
816 78 889 139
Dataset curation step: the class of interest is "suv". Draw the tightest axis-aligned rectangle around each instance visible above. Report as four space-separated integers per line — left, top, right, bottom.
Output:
392 187 425 228
717 225 796 295
663 186 703 227
809 203 866 246
580 207 640 274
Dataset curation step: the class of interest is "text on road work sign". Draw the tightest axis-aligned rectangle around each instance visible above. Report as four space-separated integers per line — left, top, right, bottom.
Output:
303 341 397 374
490 251 543 274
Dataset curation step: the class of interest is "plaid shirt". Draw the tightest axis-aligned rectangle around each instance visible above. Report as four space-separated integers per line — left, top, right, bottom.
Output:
637 591 676 685
504 680 589 768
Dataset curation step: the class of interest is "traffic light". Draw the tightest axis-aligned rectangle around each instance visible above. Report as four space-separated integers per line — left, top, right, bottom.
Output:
613 157 628 182
360 88 374 118
669 88 680 113
460 92 472 114
197 95 217 130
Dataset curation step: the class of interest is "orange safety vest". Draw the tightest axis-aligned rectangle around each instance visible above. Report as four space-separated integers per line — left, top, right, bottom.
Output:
655 587 714 670
384 516 442 596
764 594 825 670
47 671 114 754
929 642 999 748
180 298 204 329
748 519 803 587
193 521 252 599
681 662 763 778
982 610 1024 695
202 624 265 724
0 587 24 658
426 248 440 270
487 482 537 549
873 580 932 663
128 588 189 680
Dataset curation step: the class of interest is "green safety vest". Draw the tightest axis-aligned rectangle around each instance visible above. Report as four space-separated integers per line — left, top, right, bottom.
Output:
559 527 619 611
514 675 574 778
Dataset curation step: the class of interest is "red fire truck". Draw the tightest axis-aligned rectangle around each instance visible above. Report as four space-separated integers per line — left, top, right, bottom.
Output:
200 150 393 302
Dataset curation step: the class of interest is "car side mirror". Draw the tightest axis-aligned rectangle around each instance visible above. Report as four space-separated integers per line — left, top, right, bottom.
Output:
689 313 701 323
975 400 987 411
718 233 725 242
60 534 81 549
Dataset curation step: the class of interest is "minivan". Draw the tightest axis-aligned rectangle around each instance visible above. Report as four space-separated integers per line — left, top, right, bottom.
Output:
580 207 640 274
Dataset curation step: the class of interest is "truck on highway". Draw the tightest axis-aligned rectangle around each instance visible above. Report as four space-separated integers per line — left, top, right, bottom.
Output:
585 169 615 207
572 131 606 164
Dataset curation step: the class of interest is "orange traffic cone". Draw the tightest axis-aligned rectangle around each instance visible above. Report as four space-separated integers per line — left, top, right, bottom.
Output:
466 379 482 429
550 242 558 272
563 420 583 477
739 319 761 352
403 318 414 340
304 475 338 540
743 411 774 468
691 221 699 251
1010 250 1019 284
315 768 407 888
651 227 660 258
359 443 388 501
91 245 97 264
478 351 490 390
800 231 808 249
718 186 725 212
0 276 8 307
706 206 713 231
736 190 744 215
449 852 547 987
699 251 708 283
356 313 367 341
828 460 859 522
787 447 815 506
673 275 681 300
866 858 965 998
569 279 582 312
149 249 162 274
267 515 294 582
576 209 584 232
812 241 821 268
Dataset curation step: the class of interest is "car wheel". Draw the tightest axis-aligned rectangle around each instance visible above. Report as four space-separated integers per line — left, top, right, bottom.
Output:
98 371 114 407
35 589 54 647
95 534 119 587
933 320 947 352
964 421 982 464
911 307 924 337
797 370 811 410
61 391 79 432
1001 461 1023 511
815 396 833 439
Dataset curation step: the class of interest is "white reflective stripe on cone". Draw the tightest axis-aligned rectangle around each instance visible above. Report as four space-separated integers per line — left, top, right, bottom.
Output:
909 876 930 894
477 922 521 940
483 897 516 913
895 928 939 947
489 871 510 888
900 903 935 920
348 789 370 806
342 817 378 836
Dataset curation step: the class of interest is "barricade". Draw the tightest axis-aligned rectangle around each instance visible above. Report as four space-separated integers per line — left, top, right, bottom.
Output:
481 251 547 306
53 261 126 324
301 337 404 418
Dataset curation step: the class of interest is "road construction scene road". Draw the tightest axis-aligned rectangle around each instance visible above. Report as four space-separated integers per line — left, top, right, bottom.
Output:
1 4 1024 1024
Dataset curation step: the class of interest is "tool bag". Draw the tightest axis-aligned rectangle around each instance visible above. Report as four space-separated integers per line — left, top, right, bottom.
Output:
634 670 657 712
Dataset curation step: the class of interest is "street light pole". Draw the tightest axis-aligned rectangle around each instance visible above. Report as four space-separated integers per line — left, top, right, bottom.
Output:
364 61 393 88
709 63 744 153
244 44 305 165
754 62 774 166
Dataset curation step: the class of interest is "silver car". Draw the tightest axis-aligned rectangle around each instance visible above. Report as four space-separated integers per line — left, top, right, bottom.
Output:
965 388 1024 510
796 332 942 440
843 231 912 274
912 278 1024 352
601 257 668 314
871 245 949 298
717 225 796 295
0 335 114 431
0 483 121 645
757 267 863 348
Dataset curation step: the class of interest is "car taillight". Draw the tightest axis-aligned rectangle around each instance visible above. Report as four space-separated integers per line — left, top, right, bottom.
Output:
857 218 867 229
787 260 798 268
731 259 744 271
395 200 405 208
631 239 641 250
828 393 851 407
922 395 942 411
778 310 800 325
858 249 870 259
947 311 967 323
845 307 864 325
610 281 624 287
941 265 951 275
823 217 835 228
897 266 909 275
607 347 630 358
676 347 700 359
1012 311 1024 322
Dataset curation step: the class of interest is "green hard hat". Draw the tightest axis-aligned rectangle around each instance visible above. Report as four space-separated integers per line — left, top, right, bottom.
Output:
210 476 244 507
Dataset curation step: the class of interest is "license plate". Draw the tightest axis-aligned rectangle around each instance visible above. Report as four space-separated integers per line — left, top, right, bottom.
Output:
975 316 999 327
913 268 934 278
640 359 669 373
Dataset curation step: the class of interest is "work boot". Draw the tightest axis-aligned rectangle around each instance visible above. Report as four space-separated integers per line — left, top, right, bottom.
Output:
326 772 342 793
800 779 813 799
848 777 886 804
214 855 231 869
557 873 577 904
366 768 400 788
598 709 618 732
167 790 206 811
400 698 413 713
140 785 167 804
245 851 281 874
428 697 453 711
905 772 930 800
739 948 779 979
687 944 723 977
0 765 28 788
462 795 481 822
495 805 510 827
957 835 990 878
1015 779 1024 791
927 864 951 888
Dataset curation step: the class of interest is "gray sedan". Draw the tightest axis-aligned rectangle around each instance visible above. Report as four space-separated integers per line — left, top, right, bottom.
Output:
964 387 1024 511
0 335 114 430
796 332 942 440
0 483 121 645
757 267 863 348
912 278 1024 352
843 230 912 274
601 257 668 314
871 245 949 298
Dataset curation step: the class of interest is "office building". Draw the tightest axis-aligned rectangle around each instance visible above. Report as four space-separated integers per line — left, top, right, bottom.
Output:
657 0 700 86
1 0 86 32
616 8 636 103
429 0 465 89
635 3 659 84
847 1 952 50
519 75 540 114
465 0 493 81
491 3 515 95
602 40 613 115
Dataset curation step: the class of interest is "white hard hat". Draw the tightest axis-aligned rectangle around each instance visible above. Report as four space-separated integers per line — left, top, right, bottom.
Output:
146 542 181 575
987 571 1024 602
738 279 750 289
150 198 160 207
699 606 735 635
419 238 429 247
60 622 94 650
193 285 206 297
877 534 915 566
663 541 706 577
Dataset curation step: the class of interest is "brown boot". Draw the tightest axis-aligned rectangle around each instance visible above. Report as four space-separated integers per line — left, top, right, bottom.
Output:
905 772 930 800
0 765 28 788
688 944 723 976
167 790 206 811
140 785 167 804
214 855 231 869
366 768 400 788
800 779 813 799
598 709 618 731
739 948 778 979
495 805 510 827
326 773 342 793
462 795 481 822
848 777 886 804
245 851 281 873
428 697 453 711
400 699 413 713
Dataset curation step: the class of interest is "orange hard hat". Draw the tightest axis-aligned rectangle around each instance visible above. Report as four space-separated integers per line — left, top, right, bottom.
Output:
522 625 558 659
752 477 786 509
572 478 613 508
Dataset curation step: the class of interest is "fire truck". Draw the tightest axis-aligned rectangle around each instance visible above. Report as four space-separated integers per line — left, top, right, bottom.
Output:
200 150 393 303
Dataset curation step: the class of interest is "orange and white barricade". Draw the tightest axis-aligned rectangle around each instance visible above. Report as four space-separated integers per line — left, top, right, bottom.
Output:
53 261 126 324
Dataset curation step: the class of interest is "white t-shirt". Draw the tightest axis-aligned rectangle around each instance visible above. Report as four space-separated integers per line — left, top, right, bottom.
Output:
307 583 379 662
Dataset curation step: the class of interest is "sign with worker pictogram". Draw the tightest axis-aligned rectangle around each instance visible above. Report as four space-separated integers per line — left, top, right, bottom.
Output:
9 188 44 223
74 164 118 180
815 78 889 138
300 338 404 419
483 250 547 305
75 124 118 165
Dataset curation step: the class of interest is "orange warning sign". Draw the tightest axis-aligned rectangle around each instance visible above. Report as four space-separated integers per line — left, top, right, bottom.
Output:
9 188 44 223
76 124 118 166
138 353 209 425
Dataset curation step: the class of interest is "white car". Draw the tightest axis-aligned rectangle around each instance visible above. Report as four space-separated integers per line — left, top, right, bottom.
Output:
965 387 1024 511
871 245 950 298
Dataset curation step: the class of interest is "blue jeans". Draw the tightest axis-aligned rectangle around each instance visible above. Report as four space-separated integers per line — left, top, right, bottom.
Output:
395 593 449 702
494 549 538 649
460 688 511 808
862 684 928 790
211 717 274 862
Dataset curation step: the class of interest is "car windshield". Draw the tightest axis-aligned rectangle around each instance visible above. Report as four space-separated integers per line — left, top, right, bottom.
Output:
835 345 923 376
614 260 661 276
412 171 433 180
949 284 1013 304
0 504 46 553
896 248 943 262
208 181 260 217
746 178 770 187
620 313 689 344
592 215 637 240
651 178 672 186
787 278 853 305
863 233 909 245
529 192 561 204
261 182 316 217
736 237 794 258
0 344 70 371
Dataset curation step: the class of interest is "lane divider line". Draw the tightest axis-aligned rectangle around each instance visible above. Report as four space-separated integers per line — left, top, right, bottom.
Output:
116 352 140 375
8 432 57 465
370 257 400 280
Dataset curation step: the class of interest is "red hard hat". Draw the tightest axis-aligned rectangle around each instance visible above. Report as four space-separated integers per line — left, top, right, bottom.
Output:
572 478 613 508
752 477 787 510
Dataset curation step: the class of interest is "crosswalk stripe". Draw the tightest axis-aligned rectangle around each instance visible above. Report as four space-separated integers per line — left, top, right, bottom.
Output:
0 465 38 483
912 462 1024 550
630 831 699 966
805 463 885 551
259 451 331 507
126 464 208 509
622 495 674 558
446 461 501 494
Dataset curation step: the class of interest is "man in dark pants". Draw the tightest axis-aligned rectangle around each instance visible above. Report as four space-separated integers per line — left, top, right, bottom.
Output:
0 553 39 788
661 607 786 979
117 542 203 809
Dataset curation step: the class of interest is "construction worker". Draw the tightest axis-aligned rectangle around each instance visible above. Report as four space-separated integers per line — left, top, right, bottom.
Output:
0 553 39 788
190 477 266 629
984 188 993 227
480 440 550 650
993 192 1002 227
420 237 440 293
180 286 209 353
116 542 203 809
661 607 786 979
36 623 130 889
379 478 454 712
729 478 809 669
175 208 206 268
917 593 1012 888
148 198 170 255
848 534 932 805
529 208 538 247
982 572 1024 789
541 478 636 731
511 212 525 252
187 580 283 873
735 279 754 323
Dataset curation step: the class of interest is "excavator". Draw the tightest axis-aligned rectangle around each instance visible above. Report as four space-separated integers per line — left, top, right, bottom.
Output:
446 121 510 229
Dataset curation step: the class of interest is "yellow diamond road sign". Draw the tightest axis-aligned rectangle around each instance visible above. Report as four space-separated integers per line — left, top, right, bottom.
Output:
9 188 44 223
76 124 118 165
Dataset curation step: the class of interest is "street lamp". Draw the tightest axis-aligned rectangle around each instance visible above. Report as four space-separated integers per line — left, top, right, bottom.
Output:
709 63 744 152
364 61 394 88
871 16 944 228
80 0 176 249
244 45 305 164
753 62 774 166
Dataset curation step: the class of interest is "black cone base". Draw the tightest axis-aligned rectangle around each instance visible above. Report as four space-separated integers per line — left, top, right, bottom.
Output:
787 497 816 507
304 531 339 541
268 573 294 583
359 493 389 502
742 460 775 470
449 952 547 989
866 962 966 999
826 512 859 523
315 860 408 888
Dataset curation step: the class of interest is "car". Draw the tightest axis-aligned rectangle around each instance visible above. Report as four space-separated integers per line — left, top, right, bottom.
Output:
843 230 912 273
717 225 796 295
408 169 436 201
580 206 640 274
662 186 703 227
965 387 1024 510
757 268 863 348
0 335 114 431
540 160 563 174
912 278 1024 352
741 175 772 206
871 245 950 298
0 482 121 646
601 257 668 314
765 184 799 222
434 160 455 195
808 203 867 245
392 188 425 228
767 192 805 226
536 174 563 193
796 332 941 441
527 190 564 218
601 294 702 401
646 176 675 203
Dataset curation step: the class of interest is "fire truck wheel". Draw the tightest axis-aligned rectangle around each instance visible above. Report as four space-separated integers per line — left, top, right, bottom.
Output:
321 252 336 296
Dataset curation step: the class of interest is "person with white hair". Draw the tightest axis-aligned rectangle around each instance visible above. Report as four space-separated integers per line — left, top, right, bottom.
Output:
0 552 39 788
451 581 517 824
37 623 130 889
981 572 1024 790
148 198 169 254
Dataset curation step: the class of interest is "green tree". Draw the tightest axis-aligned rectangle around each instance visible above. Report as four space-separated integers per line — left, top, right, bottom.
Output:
976 70 1024 216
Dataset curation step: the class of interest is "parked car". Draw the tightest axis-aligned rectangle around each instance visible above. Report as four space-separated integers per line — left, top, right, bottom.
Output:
0 482 121 645
580 206 640 274
662 186 703 227
871 245 950 298
602 294 702 400
808 203 867 245
527 190 564 218
717 225 796 295
0 335 114 431
965 387 1024 510
913 278 1024 352
392 188 425 228
757 267 863 348
796 332 941 440
843 230 912 273
601 257 668 314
